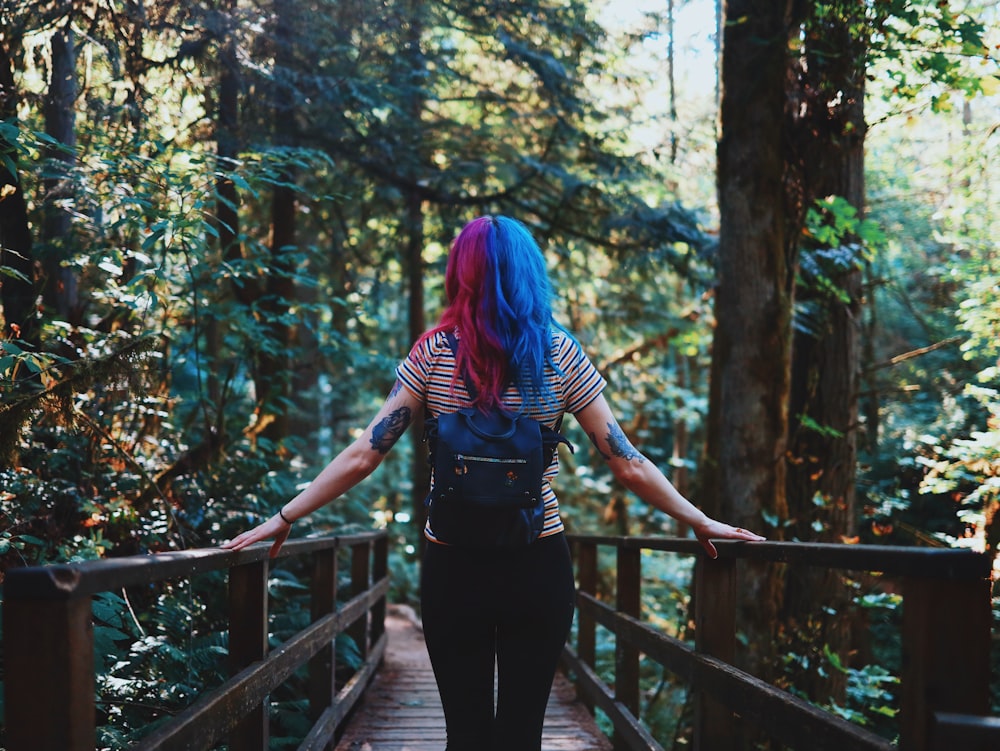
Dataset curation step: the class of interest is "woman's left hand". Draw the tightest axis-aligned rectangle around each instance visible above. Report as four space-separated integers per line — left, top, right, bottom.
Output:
692 519 766 559
221 515 291 558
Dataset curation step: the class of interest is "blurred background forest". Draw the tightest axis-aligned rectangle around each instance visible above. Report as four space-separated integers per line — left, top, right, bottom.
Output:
1 0 998 747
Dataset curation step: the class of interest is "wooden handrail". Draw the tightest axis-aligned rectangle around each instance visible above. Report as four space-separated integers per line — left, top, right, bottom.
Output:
4 532 994 750
2 531 389 751
562 535 996 751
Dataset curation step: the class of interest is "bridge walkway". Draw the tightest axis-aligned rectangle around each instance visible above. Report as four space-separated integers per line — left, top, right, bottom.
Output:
334 606 612 751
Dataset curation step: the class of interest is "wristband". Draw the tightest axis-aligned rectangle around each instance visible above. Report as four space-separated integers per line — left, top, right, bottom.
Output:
278 507 293 525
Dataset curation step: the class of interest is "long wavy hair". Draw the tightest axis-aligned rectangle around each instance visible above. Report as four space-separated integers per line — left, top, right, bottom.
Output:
421 215 559 410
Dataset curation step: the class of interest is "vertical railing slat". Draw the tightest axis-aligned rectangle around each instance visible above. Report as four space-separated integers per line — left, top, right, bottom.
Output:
614 543 642 751
693 554 737 751
309 546 339 750
229 559 270 751
900 576 993 751
3 595 95 751
575 539 599 713
349 541 372 661
371 534 388 647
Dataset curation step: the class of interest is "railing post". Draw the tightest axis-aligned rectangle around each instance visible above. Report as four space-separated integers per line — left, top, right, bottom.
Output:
309 546 339 749
900 575 992 751
693 553 737 751
3 593 95 751
371 534 388 646
349 540 372 661
229 559 270 751
575 539 598 713
615 543 641 750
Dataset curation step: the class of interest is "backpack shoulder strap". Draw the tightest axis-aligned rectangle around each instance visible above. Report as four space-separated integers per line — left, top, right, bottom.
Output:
444 331 478 400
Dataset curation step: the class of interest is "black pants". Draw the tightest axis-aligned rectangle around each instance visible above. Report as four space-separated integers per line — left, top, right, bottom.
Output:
420 532 576 751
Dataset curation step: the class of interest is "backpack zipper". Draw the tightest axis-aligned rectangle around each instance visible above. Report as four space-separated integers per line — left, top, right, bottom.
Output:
452 454 529 485
454 453 528 465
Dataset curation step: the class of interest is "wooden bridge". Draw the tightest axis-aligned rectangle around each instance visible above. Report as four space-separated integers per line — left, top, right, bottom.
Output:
3 531 998 750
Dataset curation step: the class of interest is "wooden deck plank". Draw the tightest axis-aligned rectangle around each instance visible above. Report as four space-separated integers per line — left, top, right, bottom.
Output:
335 606 612 751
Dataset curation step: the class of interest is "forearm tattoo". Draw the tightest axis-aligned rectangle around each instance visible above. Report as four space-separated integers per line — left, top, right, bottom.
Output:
605 422 645 463
370 406 412 454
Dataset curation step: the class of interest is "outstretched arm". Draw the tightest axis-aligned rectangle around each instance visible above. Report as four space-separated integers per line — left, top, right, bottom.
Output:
574 394 765 558
222 380 421 556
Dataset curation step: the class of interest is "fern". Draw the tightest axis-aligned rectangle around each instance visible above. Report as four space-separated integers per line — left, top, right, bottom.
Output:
0 335 156 467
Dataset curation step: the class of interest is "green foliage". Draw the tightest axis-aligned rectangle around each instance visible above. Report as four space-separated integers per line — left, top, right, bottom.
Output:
859 30 999 550
0 336 156 467
827 662 900 730
83 556 370 748
869 0 995 111
638 552 695 741
795 196 883 337
821 589 903 740
93 578 229 745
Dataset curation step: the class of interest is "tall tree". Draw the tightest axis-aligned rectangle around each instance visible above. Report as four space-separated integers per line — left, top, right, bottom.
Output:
40 15 80 323
210 0 246 410
0 16 39 350
704 0 795 676
255 0 300 445
780 0 869 704
400 0 431 532
666 0 678 164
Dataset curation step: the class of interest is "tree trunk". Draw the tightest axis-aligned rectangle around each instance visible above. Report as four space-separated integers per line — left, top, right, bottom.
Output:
256 0 298 445
40 18 80 324
402 3 430 539
781 0 868 705
257 193 296 446
666 0 677 164
861 262 879 455
0 27 40 350
406 189 429 539
704 0 795 679
672 343 691 537
201 0 246 447
216 0 242 278
713 0 723 111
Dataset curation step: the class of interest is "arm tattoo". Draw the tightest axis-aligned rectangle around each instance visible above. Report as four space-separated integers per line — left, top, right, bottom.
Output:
388 380 403 400
605 422 645 463
370 406 412 454
588 431 611 460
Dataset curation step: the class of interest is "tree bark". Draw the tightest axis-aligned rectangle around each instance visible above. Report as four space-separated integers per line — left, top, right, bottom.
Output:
202 0 246 443
40 18 80 324
216 0 242 280
713 0 723 112
666 0 677 164
671 348 691 537
0 26 40 349
256 0 299 445
781 0 868 705
704 0 795 678
402 2 430 539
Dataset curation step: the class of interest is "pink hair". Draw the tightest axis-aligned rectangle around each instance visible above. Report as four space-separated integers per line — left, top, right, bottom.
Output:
418 216 557 409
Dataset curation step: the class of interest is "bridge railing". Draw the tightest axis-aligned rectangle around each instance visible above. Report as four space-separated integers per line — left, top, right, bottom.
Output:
563 536 996 751
2 530 389 751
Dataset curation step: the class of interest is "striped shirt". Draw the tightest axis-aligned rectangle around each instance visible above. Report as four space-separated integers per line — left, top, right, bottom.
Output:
396 328 607 542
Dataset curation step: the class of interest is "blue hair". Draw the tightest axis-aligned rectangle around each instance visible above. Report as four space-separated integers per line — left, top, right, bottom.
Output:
490 216 559 407
424 215 561 410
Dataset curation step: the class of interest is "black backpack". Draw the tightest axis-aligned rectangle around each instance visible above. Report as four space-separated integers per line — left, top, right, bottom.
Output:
423 334 572 548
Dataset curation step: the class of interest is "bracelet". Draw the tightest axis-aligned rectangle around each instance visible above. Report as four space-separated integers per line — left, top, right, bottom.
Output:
278 507 293 525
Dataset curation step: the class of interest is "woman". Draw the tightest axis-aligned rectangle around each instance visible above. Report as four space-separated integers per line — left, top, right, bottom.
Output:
223 215 764 750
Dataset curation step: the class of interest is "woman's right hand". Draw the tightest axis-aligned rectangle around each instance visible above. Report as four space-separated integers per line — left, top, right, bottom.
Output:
691 518 766 559
222 514 292 558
